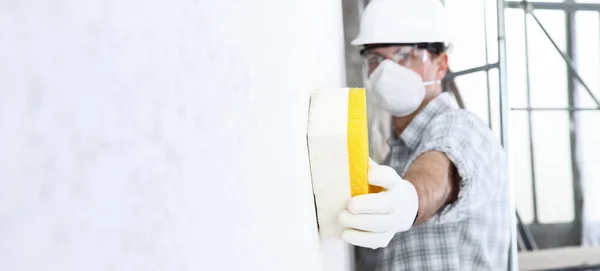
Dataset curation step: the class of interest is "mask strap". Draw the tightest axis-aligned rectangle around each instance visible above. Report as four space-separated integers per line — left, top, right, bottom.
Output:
423 80 441 87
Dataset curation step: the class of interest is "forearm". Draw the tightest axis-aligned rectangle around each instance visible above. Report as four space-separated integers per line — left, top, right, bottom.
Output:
403 151 458 225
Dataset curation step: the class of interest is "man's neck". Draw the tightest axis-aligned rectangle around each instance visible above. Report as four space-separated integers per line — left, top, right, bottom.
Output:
393 108 421 136
393 90 442 136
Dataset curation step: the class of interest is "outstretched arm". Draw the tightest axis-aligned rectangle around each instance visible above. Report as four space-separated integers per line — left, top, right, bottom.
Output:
403 151 459 225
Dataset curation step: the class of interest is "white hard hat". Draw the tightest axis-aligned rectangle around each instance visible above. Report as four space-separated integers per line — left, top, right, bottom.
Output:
351 0 452 47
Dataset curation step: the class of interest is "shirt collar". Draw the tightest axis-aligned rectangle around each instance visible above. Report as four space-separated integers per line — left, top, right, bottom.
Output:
389 92 458 150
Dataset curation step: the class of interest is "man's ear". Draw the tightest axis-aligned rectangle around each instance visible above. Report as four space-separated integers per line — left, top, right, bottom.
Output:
435 53 449 81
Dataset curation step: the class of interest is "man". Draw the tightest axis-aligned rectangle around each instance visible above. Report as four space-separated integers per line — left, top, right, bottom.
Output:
337 0 511 270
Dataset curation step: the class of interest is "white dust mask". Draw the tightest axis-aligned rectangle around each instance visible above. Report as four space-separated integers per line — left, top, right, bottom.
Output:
367 59 439 117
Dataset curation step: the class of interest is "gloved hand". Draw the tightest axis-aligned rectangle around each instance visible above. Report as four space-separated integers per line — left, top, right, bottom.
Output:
339 159 419 249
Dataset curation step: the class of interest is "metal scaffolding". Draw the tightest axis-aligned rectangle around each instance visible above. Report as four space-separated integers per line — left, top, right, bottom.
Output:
447 0 600 269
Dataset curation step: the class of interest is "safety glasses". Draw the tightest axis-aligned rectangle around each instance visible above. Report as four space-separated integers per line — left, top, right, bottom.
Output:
361 45 435 73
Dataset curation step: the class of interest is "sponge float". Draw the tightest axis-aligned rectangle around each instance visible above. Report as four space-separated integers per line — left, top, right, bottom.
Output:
307 88 383 238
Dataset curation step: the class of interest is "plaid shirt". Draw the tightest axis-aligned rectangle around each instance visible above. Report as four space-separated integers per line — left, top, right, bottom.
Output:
356 93 511 271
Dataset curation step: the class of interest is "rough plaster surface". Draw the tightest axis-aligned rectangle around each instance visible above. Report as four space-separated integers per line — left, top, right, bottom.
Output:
0 0 351 270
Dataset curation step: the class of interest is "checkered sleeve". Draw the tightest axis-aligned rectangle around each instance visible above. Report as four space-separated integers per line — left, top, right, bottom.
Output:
411 109 507 224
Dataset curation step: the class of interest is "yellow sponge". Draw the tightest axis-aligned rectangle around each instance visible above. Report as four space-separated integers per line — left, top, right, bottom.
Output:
347 88 371 197
307 88 380 239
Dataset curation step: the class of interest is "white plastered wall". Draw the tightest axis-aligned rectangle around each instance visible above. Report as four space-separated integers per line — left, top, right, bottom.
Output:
0 0 352 270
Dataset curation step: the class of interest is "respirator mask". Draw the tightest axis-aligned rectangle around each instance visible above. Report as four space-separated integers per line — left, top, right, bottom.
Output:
366 59 440 117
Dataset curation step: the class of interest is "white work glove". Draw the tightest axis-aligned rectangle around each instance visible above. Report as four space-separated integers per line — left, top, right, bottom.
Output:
339 159 419 249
